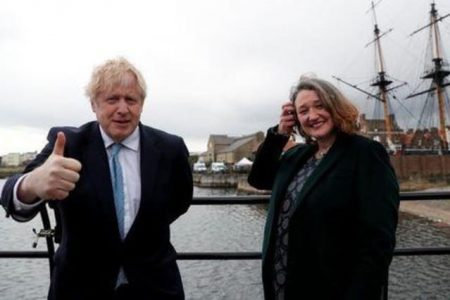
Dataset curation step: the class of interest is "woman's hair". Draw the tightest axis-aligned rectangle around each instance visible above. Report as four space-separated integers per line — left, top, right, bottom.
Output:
85 57 147 102
290 77 359 139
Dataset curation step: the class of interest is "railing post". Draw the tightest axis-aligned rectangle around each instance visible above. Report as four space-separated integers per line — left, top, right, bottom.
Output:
39 204 55 276
382 270 389 300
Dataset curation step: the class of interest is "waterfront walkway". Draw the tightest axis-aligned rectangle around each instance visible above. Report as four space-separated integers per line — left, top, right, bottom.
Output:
237 178 450 226
400 200 450 225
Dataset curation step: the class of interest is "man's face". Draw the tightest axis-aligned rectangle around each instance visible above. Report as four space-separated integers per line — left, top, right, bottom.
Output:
91 72 144 142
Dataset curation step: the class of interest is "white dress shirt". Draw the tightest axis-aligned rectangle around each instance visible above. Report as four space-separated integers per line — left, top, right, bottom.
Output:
100 126 141 238
100 126 142 286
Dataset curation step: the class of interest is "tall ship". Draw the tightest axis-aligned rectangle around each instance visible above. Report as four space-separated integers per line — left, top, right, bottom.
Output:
335 1 450 155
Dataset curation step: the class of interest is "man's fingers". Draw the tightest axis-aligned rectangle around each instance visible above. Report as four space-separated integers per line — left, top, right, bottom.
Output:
50 189 70 200
58 168 81 184
57 178 77 192
61 158 82 172
43 177 77 200
52 132 66 156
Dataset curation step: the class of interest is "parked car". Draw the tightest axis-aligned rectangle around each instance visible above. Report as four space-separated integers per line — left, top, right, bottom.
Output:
193 162 207 173
211 162 227 173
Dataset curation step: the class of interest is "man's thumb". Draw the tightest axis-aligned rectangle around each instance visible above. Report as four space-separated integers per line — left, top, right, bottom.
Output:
52 132 66 156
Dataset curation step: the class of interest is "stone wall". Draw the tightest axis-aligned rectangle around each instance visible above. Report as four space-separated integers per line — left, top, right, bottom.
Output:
193 155 450 189
390 155 450 181
193 173 248 188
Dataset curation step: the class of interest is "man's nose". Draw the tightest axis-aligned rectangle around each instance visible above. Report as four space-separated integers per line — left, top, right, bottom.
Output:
116 99 129 113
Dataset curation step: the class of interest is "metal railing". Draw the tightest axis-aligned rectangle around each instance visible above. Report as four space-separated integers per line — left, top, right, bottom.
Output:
1 191 450 299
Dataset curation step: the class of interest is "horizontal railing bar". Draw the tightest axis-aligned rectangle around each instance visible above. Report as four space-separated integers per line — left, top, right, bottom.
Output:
193 196 268 204
0 251 262 260
399 191 450 201
0 251 50 258
0 193 448 264
1 247 449 260
394 247 450 256
177 252 262 260
177 248 450 259
192 191 450 204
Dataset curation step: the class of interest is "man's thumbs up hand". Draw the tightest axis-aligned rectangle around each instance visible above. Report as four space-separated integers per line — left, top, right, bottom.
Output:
18 132 83 203
52 131 67 156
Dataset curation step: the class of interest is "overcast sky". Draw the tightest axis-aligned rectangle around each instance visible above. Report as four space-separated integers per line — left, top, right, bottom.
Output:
1 0 450 155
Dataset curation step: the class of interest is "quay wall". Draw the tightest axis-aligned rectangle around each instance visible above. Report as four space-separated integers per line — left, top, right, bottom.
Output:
193 173 247 188
193 173 268 194
194 155 450 191
390 155 450 181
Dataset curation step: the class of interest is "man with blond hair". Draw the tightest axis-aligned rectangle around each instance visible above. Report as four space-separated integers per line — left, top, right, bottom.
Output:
1 57 193 299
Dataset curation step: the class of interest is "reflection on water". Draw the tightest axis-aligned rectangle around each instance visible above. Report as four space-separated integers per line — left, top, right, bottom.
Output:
0 181 449 299
173 187 266 300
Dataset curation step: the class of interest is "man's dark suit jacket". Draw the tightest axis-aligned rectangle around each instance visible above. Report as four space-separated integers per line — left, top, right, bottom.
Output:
248 127 399 300
1 121 193 300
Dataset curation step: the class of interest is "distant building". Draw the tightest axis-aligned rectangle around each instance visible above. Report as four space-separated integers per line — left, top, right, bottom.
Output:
359 114 404 150
359 114 446 153
1 151 37 167
201 132 265 164
20 151 38 165
2 153 21 166
404 127 442 151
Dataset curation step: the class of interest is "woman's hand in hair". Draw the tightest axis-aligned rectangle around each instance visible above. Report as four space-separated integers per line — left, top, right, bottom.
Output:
278 102 296 135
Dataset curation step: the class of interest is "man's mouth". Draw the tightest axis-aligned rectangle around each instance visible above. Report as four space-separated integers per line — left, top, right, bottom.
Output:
113 120 130 126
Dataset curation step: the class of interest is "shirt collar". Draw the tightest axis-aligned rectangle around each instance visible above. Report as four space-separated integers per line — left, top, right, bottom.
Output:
99 125 140 152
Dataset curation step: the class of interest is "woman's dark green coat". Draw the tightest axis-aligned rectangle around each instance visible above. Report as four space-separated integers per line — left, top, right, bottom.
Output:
248 128 399 300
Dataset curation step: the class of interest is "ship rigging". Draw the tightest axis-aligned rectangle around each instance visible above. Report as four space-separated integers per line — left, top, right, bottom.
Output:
334 1 450 154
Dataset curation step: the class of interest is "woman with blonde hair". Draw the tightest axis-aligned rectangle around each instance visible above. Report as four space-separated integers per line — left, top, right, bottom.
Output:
249 77 399 299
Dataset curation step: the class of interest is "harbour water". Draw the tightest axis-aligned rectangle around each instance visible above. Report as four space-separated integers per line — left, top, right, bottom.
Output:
0 180 449 299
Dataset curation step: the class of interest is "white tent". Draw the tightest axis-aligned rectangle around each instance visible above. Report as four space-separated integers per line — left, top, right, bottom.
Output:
235 157 253 166
234 157 253 171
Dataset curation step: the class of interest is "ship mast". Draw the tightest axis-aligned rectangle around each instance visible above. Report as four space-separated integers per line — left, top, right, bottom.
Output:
334 1 401 145
407 2 450 150
369 1 394 142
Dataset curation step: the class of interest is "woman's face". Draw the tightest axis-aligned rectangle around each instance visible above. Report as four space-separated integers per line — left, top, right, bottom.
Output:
295 89 336 143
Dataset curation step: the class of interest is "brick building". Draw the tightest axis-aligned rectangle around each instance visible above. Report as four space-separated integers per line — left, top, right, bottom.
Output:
201 132 264 164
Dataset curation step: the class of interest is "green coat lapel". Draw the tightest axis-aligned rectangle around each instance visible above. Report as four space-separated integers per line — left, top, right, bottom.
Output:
262 134 350 261
262 143 315 260
292 135 348 211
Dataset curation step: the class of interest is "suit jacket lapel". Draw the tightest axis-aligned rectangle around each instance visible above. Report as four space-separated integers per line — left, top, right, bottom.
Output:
83 124 122 242
126 125 161 238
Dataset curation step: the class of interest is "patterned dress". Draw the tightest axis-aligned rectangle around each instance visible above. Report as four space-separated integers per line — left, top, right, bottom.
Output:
272 156 321 300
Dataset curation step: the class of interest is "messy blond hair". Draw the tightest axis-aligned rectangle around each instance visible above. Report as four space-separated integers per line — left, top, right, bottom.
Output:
85 57 147 102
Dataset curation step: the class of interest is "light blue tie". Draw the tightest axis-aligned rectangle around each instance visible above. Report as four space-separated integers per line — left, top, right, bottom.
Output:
110 143 125 239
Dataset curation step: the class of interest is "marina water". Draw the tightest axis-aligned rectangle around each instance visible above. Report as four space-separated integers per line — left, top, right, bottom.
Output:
0 180 449 299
